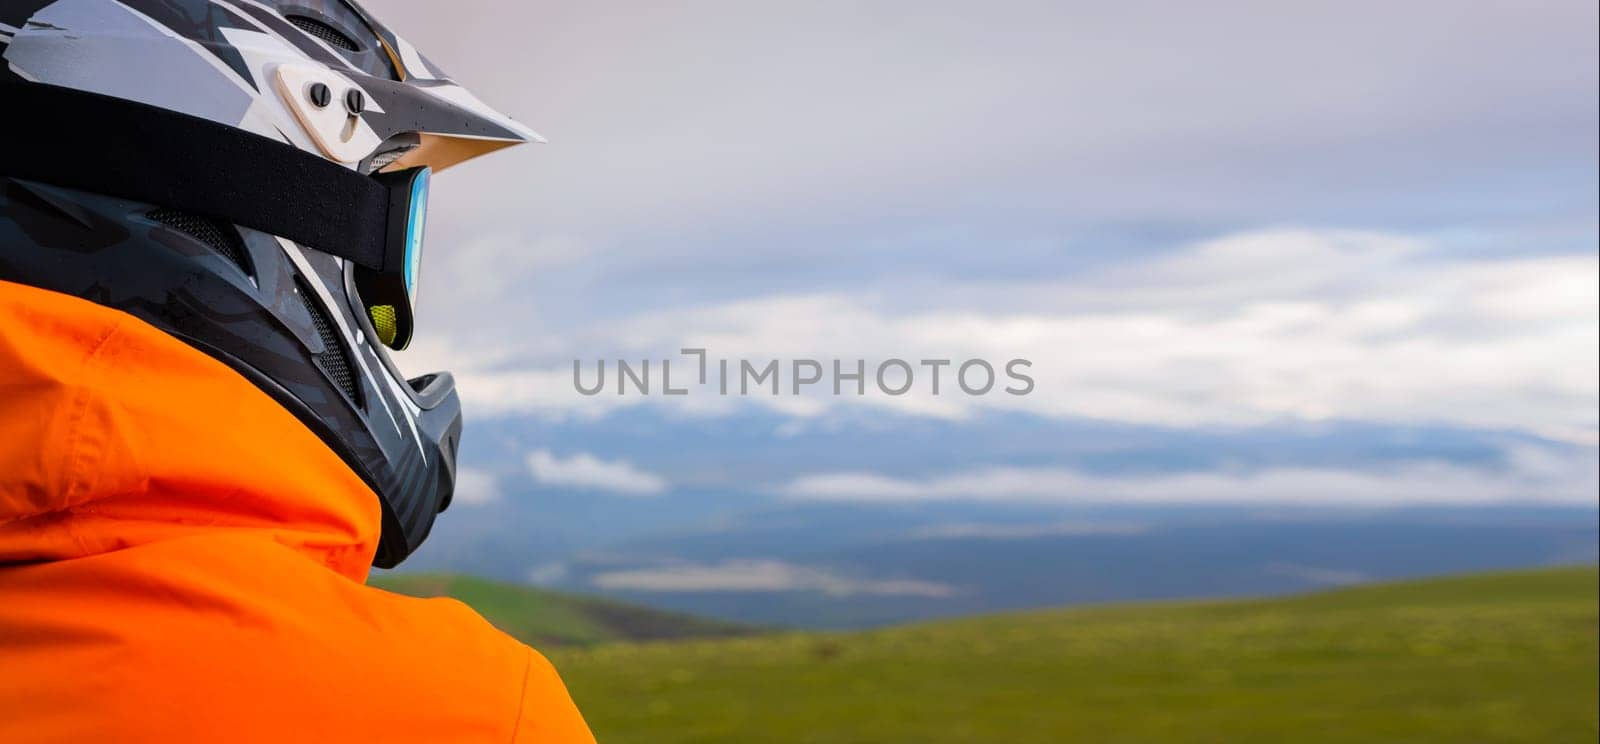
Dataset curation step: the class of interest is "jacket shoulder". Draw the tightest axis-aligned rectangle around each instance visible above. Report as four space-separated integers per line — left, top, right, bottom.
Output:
0 535 593 743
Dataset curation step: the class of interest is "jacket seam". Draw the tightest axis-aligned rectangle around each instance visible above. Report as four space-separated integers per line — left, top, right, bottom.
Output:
509 647 534 744
61 316 125 506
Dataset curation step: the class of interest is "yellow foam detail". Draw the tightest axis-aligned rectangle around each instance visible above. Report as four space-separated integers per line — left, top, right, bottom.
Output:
368 305 398 347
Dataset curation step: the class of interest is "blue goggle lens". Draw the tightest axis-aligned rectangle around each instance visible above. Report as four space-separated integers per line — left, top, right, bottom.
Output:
403 166 430 304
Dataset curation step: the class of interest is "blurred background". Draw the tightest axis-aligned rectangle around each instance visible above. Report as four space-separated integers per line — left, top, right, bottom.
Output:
366 1 1597 741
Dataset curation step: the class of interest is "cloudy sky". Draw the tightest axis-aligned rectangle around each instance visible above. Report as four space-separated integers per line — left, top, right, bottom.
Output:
367 0 1597 513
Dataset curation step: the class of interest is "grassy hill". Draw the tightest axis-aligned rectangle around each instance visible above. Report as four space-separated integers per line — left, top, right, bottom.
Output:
548 567 1598 744
369 573 755 647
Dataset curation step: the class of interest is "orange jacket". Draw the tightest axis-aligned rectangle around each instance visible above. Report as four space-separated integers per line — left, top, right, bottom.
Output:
0 280 594 743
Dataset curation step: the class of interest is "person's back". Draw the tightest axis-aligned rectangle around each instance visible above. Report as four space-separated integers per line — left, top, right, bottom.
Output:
0 283 592 742
0 1 593 740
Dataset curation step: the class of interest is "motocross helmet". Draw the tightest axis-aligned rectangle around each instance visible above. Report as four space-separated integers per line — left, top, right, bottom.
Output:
0 0 540 566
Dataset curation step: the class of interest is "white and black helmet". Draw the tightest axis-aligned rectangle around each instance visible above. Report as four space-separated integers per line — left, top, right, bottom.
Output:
0 0 540 566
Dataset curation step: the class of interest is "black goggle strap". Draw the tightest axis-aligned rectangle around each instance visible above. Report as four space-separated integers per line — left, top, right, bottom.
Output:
1 83 422 347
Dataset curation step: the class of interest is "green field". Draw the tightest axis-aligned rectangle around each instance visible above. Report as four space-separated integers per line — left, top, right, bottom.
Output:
542 567 1598 744
369 573 754 647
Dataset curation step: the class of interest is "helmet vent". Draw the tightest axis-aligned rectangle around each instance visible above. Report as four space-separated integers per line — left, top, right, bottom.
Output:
147 208 250 275
286 15 360 52
296 282 360 403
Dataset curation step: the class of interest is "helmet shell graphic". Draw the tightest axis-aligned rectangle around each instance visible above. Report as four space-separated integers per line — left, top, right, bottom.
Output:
0 0 539 566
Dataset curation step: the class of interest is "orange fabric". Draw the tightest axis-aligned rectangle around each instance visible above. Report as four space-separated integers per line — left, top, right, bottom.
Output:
0 280 594 743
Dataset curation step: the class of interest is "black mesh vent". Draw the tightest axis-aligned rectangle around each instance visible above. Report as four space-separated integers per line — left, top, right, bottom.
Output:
297 282 359 402
286 15 360 51
147 208 250 274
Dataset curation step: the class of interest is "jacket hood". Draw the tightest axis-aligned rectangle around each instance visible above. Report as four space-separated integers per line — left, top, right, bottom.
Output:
0 280 380 580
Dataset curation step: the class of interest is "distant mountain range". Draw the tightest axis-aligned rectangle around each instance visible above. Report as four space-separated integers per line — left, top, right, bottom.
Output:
384 409 1598 629
394 501 1597 629
369 573 755 647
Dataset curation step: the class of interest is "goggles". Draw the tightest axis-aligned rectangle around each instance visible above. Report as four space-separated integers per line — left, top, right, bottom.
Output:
355 166 430 349
3 83 434 349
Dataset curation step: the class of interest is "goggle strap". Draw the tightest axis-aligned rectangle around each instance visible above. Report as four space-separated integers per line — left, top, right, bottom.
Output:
1 83 400 273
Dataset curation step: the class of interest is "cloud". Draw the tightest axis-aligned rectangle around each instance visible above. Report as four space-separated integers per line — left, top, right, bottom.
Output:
378 0 1595 394
590 559 956 597
414 229 1599 445
526 562 571 585
526 448 669 495
366 3 1596 520
450 467 501 506
375 0 1596 241
907 521 1148 540
780 444 1599 507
